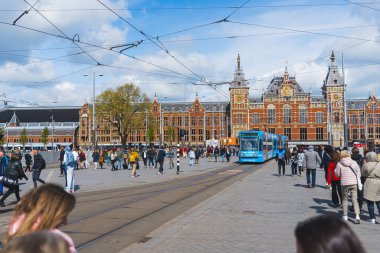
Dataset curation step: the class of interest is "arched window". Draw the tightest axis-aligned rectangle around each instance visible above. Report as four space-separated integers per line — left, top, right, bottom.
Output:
283 105 291 124
299 105 307 124
268 104 276 124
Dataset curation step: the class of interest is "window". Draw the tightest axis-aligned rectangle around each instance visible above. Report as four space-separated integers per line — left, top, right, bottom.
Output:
333 111 340 123
368 127 374 139
300 128 307 140
316 128 323 140
191 116 196 126
283 105 291 124
191 129 196 141
171 117 175 126
198 129 203 141
352 115 358 124
268 128 275 134
376 114 380 124
199 116 204 126
163 117 168 126
153 106 158 112
268 105 276 124
213 130 218 138
316 112 323 124
284 128 291 140
360 129 365 139
252 113 260 124
206 130 210 140
376 127 380 139
368 114 373 124
195 105 199 112
347 129 350 140
177 117 182 126
206 116 210 125
299 106 307 124
185 116 189 126
213 116 218 125
237 114 243 124
352 129 358 140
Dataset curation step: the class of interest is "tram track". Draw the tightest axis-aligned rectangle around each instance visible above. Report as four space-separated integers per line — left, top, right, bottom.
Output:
64 162 265 253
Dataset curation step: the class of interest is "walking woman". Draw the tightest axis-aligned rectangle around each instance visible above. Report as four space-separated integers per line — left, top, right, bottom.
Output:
2 184 77 253
327 150 342 206
334 150 362 224
92 149 100 170
297 148 306 176
99 149 105 169
110 150 117 171
0 152 28 207
362 151 380 224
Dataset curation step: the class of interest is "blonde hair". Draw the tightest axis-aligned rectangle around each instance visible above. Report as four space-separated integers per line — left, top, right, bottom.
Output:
340 150 351 158
3 184 76 244
2 230 70 253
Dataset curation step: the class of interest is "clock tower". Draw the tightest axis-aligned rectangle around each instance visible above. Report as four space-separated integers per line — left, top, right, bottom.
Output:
323 50 345 147
230 54 250 138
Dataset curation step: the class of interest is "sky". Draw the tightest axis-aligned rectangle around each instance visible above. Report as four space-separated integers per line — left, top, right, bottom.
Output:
1 0 380 107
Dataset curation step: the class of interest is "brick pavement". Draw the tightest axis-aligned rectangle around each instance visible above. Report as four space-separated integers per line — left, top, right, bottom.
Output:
122 160 379 253
0 156 238 234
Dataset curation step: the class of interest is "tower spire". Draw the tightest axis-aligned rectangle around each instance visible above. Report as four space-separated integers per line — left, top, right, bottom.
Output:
330 50 335 63
284 61 289 81
237 54 241 69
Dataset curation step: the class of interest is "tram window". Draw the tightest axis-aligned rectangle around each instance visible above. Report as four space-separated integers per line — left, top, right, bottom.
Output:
259 139 263 151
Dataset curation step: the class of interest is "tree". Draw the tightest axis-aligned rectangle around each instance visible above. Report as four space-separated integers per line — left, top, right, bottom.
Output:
96 83 151 148
19 128 28 150
0 128 4 146
41 127 49 149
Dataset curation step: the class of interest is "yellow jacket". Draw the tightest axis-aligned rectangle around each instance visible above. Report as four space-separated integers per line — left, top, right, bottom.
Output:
129 151 139 162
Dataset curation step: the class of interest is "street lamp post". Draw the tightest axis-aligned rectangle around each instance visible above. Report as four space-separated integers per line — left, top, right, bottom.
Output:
84 73 103 148
158 96 167 147
50 115 54 151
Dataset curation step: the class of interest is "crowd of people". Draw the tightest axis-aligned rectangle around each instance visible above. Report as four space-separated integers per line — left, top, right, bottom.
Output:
277 145 380 225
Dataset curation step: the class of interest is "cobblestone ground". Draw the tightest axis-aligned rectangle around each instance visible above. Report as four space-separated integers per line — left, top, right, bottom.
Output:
0 156 238 235
122 160 379 253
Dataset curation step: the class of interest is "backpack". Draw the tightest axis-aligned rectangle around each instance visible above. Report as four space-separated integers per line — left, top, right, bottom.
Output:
65 152 75 167
39 154 46 170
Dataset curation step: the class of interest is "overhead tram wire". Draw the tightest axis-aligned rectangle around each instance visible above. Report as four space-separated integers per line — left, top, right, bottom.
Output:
344 0 380 11
23 0 100 65
12 0 40 25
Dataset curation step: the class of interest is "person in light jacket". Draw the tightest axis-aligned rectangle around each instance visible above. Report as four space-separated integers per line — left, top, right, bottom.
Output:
335 150 361 224
304 145 321 188
362 151 380 224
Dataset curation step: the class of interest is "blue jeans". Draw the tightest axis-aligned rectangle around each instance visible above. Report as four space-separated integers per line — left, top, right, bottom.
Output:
306 169 316 187
221 154 225 162
118 158 122 170
367 201 380 220
65 166 74 192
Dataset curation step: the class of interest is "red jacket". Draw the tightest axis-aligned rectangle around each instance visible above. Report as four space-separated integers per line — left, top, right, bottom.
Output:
327 161 340 184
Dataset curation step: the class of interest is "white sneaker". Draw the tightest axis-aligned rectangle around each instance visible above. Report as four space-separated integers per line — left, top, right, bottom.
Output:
370 219 376 224
342 215 348 221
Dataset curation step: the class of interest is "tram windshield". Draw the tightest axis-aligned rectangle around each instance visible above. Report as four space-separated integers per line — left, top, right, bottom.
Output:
240 138 258 151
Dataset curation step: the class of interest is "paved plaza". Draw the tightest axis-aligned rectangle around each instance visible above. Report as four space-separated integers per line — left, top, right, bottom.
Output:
122 160 379 253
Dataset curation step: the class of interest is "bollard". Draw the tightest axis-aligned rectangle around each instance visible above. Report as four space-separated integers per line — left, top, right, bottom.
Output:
176 142 180 175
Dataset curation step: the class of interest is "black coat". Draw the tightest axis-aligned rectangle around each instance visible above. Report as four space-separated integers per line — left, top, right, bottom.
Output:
6 160 27 181
32 153 44 170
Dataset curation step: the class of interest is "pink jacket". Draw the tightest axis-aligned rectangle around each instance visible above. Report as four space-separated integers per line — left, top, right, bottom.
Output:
334 157 361 186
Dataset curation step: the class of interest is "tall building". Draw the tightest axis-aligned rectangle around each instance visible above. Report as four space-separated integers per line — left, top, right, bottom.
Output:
75 52 379 148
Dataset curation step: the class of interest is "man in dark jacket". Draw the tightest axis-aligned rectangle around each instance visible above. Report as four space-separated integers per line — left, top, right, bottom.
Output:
0 150 9 196
58 146 65 177
32 149 46 188
157 146 166 175
276 147 286 176
0 152 28 207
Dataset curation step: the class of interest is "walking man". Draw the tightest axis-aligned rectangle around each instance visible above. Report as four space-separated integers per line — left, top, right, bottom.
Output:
166 146 175 169
58 146 65 177
32 149 46 188
157 146 166 175
304 145 322 188
63 146 75 193
276 146 286 176
0 150 9 196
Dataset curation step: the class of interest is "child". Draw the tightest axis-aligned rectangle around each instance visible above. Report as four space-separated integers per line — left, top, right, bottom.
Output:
2 184 77 253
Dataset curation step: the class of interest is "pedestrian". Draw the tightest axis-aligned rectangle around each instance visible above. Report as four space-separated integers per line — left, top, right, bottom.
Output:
148 147 155 168
106 150 111 165
351 147 365 212
0 152 28 207
2 184 77 253
334 150 362 224
297 148 305 176
58 146 65 177
110 150 117 171
295 215 366 253
327 150 342 206
154 148 159 169
195 147 201 164
290 147 298 176
304 145 321 188
285 147 291 165
99 149 104 169
157 146 166 175
63 147 75 193
78 150 86 169
276 146 286 176
362 151 380 224
166 146 175 169
71 148 79 170
32 149 46 188
214 146 219 162
183 146 188 158
129 148 139 177
142 148 148 168
123 148 128 169
92 149 99 170
1 230 71 253
24 151 32 173
0 149 9 196
115 148 122 170
321 145 333 189
207 145 213 162
188 148 195 166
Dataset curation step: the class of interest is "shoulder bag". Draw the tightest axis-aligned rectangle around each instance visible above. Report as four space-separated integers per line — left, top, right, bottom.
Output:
348 166 363 191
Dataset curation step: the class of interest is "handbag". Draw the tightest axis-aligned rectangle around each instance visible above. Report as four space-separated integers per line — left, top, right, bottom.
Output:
0 176 17 187
348 166 363 191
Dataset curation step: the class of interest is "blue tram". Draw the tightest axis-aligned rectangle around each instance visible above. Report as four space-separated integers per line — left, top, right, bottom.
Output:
238 130 287 163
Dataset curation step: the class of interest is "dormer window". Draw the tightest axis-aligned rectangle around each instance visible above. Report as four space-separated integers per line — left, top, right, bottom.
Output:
334 80 338 84
333 71 336 73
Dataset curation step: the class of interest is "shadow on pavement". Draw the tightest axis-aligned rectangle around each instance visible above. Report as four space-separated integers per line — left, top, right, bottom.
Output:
0 208 14 214
293 183 308 188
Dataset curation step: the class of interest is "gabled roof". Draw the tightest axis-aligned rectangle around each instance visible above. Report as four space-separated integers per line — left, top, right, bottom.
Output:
0 107 81 123
9 111 20 126
311 96 326 102
264 76 306 96
347 99 369 110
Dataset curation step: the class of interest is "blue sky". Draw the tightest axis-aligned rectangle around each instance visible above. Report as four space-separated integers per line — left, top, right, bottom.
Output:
1 0 380 107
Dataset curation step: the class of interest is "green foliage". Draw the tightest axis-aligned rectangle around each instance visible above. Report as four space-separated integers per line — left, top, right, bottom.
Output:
41 127 49 148
0 128 4 145
96 83 151 147
19 128 28 148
